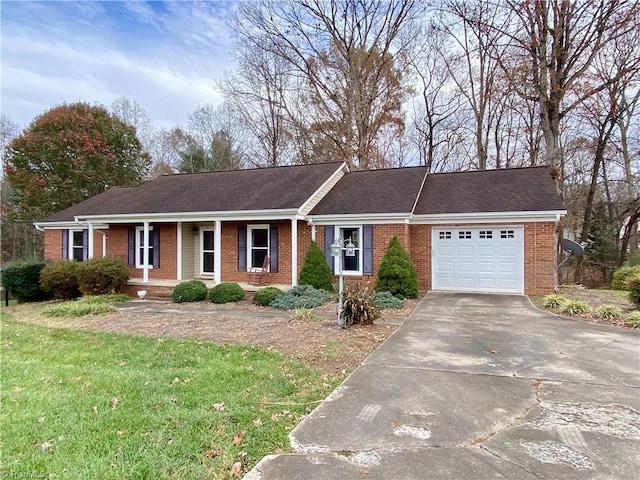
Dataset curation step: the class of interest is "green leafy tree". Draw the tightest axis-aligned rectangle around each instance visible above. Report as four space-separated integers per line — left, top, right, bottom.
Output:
4 102 150 221
375 236 418 299
298 241 334 291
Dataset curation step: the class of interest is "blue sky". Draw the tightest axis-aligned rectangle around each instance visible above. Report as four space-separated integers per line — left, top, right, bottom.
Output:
1 0 238 129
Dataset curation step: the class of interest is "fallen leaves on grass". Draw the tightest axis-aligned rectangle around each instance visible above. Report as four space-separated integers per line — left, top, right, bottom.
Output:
232 431 246 446
230 461 242 477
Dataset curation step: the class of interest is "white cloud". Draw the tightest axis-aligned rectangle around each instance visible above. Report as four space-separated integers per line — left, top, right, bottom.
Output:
0 0 236 130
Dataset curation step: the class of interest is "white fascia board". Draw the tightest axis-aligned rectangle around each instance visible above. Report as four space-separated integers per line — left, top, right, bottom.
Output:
33 221 109 230
74 209 301 224
298 162 349 216
308 213 411 225
410 210 567 224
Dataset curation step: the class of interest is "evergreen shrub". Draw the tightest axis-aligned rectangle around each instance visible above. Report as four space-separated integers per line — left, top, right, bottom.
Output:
172 280 208 303
611 265 640 291
269 285 331 309
76 257 129 295
560 299 592 316
1 259 51 303
625 272 640 307
252 287 284 306
375 236 418 299
40 260 82 300
298 241 334 291
595 304 623 319
373 291 404 309
209 282 245 303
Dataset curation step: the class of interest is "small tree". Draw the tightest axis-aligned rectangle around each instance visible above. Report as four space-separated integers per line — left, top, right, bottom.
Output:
298 240 334 291
375 236 418 299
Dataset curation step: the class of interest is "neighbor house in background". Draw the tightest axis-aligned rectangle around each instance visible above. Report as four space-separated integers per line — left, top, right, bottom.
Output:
35 162 566 297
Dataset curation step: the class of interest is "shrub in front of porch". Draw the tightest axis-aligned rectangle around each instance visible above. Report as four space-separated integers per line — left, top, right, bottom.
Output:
40 260 82 300
209 282 245 303
298 240 333 291
252 287 284 306
375 236 419 299
172 280 208 303
76 257 129 295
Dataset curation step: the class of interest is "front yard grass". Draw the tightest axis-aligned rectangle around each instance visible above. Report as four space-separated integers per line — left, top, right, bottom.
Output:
0 313 339 479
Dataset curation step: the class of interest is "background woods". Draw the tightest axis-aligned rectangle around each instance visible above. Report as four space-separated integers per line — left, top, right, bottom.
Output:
2 0 638 285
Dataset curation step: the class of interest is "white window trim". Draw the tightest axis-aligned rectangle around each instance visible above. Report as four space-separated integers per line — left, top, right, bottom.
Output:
248 224 270 272
200 226 215 275
335 225 363 276
135 226 154 269
69 229 85 261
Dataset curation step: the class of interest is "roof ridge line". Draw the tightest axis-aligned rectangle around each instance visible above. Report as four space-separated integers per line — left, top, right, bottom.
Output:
410 168 430 215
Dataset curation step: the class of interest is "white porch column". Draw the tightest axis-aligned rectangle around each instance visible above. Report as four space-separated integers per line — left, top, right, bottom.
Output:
142 221 150 283
291 218 298 286
176 222 182 281
214 220 222 285
87 222 94 259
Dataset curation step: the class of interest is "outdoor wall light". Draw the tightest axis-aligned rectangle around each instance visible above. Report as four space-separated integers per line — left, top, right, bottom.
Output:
192 226 198 236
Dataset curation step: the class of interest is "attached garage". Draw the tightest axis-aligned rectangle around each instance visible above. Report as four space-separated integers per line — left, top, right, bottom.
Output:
432 226 524 294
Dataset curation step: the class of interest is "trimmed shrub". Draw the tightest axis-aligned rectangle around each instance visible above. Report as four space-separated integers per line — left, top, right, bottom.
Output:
172 280 208 303
560 299 592 316
625 310 640 328
40 260 81 300
299 240 334 291
76 257 129 295
595 304 623 320
611 265 640 291
625 272 640 307
373 291 404 310
542 294 567 310
209 282 245 304
341 282 379 326
269 285 331 310
253 287 284 306
1 259 51 303
375 236 418 299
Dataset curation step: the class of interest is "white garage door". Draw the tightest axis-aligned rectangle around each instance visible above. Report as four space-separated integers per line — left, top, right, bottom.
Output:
432 227 524 294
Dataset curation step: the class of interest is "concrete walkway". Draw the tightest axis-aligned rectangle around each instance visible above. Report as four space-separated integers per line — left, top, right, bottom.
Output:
246 292 640 479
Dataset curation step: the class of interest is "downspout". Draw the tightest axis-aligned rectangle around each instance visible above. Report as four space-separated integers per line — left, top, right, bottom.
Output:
307 218 316 242
142 221 150 283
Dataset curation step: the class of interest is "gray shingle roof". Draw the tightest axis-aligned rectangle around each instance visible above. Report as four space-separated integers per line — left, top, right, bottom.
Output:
39 162 345 222
38 163 564 224
309 166 428 215
413 166 564 214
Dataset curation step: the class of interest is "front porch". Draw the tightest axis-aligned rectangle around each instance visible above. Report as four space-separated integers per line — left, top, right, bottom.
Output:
125 278 294 300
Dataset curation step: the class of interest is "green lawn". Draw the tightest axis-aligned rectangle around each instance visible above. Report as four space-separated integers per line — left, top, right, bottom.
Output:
0 313 338 479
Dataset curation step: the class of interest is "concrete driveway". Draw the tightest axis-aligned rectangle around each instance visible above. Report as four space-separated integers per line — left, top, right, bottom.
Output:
247 293 640 479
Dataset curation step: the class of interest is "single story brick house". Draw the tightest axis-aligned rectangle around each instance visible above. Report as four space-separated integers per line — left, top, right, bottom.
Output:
35 162 566 297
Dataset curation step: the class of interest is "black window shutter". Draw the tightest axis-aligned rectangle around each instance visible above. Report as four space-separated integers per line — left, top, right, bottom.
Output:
238 226 247 271
269 225 278 272
82 229 89 261
324 225 335 274
153 228 160 268
363 224 374 276
62 230 69 260
127 229 135 267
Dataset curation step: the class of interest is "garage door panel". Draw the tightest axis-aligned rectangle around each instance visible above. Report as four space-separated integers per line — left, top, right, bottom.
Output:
433 227 523 294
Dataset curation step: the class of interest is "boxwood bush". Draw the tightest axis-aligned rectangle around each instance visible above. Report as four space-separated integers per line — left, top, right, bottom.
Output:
298 241 334 291
1 259 51 303
76 257 129 295
40 260 82 300
252 287 284 306
375 236 418 299
172 280 208 303
269 285 331 309
209 282 245 304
